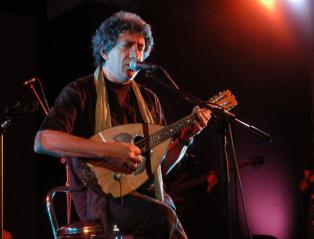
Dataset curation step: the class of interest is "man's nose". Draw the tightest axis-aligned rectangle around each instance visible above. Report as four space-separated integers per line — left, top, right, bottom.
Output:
129 45 141 60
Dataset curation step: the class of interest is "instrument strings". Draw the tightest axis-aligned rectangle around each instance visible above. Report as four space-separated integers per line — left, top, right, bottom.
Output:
134 114 197 152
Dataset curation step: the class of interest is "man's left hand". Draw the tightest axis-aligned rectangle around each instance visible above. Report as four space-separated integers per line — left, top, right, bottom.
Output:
179 106 212 142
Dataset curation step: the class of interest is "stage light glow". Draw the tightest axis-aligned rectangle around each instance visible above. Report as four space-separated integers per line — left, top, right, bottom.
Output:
242 161 295 239
259 0 275 11
289 0 305 3
288 0 308 14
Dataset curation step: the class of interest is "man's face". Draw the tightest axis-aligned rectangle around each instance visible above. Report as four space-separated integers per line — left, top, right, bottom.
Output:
102 31 145 84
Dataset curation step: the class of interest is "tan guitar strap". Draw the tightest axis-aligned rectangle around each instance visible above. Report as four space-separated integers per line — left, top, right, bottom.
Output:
94 67 164 202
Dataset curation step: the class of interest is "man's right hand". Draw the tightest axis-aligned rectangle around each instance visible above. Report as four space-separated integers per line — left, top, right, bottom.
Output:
106 141 143 173
90 141 143 174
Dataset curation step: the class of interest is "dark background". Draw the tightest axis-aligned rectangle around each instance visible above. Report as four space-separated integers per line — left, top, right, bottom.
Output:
1 0 313 238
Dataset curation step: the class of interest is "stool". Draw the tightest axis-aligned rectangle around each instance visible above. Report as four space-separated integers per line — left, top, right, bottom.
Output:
46 186 132 239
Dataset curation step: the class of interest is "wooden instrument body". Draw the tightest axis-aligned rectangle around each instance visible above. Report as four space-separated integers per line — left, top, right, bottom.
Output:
81 123 172 198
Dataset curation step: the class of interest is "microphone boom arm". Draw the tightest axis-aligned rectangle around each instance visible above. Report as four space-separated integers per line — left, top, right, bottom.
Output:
149 66 272 143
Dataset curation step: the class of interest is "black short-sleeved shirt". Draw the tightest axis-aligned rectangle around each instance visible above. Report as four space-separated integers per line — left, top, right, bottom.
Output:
39 73 166 220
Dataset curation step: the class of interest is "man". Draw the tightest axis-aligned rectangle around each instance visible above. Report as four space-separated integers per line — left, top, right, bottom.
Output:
34 11 211 238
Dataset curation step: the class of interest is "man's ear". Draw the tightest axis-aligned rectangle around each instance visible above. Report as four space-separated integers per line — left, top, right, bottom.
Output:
100 48 108 60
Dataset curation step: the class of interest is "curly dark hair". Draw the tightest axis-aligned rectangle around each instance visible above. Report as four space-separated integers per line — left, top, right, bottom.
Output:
92 11 154 67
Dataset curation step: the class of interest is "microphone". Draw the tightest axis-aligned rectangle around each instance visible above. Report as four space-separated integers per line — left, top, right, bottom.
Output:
129 60 160 71
23 77 38 86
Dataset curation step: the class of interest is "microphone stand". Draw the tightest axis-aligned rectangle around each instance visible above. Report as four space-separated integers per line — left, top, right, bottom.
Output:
25 78 72 225
1 116 14 239
26 79 50 115
145 66 272 239
0 123 6 239
0 101 37 239
0 77 48 239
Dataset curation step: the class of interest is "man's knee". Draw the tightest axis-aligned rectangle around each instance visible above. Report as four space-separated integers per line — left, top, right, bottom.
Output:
148 203 177 229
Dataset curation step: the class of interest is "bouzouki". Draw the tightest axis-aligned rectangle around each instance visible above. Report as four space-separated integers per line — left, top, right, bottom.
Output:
79 90 237 198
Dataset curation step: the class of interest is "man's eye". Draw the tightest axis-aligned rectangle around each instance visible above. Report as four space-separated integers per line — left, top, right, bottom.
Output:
118 42 127 48
118 41 132 48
